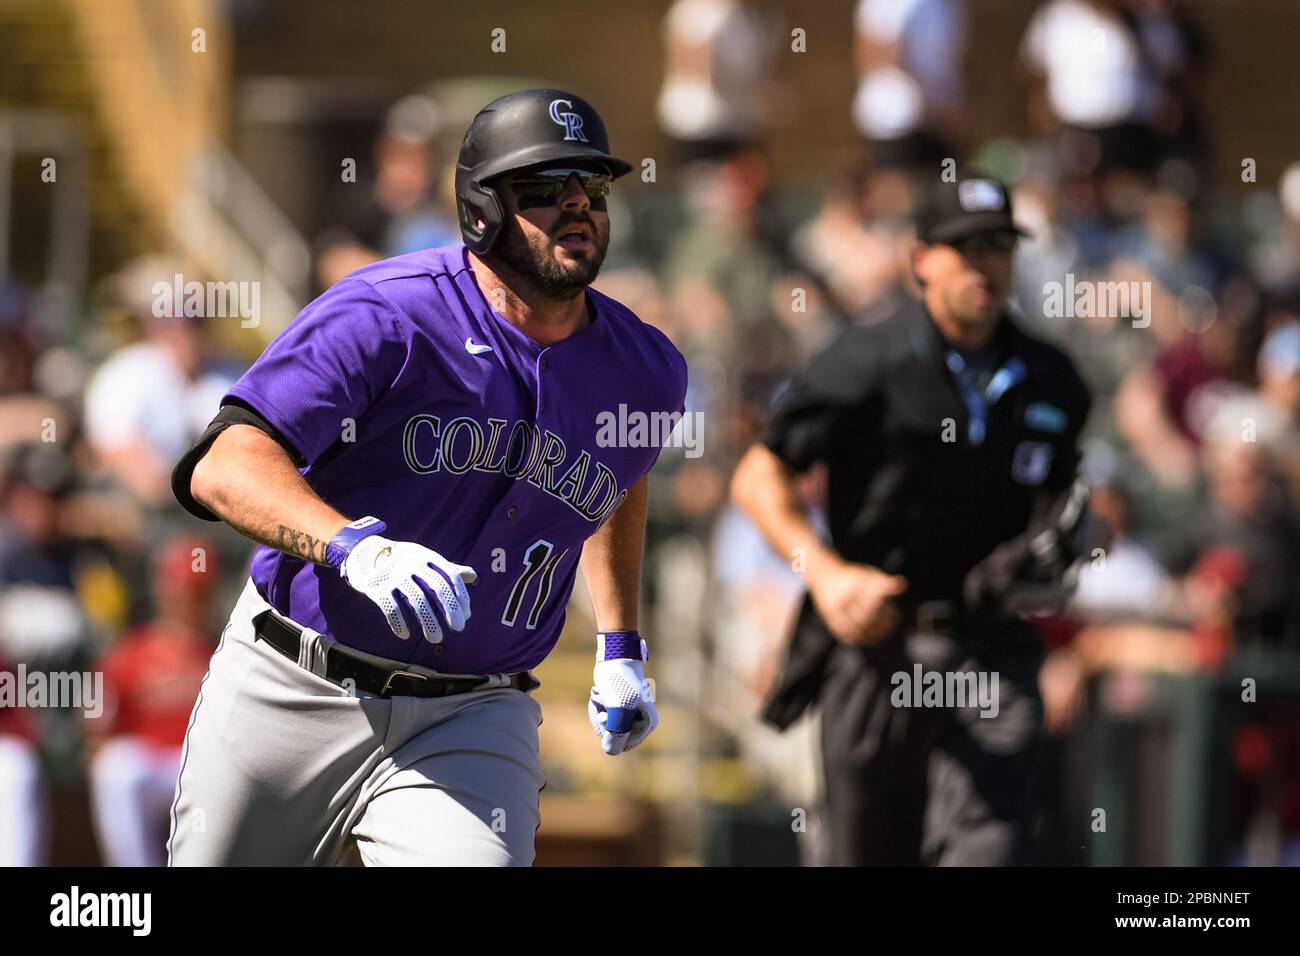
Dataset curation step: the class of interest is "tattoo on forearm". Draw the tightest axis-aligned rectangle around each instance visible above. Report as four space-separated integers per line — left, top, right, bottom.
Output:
276 525 328 564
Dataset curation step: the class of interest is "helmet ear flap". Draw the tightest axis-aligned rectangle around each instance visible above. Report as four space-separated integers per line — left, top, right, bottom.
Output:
457 176 506 254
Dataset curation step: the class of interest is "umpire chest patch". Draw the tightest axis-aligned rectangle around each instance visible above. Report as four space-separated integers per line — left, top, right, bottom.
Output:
1024 401 1068 433
1011 441 1054 485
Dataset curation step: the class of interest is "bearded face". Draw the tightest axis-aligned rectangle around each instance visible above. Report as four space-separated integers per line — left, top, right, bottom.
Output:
484 172 612 301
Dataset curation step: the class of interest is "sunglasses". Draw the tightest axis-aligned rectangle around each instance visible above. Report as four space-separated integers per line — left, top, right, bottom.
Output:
506 167 612 210
949 232 1019 256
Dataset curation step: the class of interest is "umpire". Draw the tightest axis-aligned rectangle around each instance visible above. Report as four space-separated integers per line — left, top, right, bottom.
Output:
731 177 1094 865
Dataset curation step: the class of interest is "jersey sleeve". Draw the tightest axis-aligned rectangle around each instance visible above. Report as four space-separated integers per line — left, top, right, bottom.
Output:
761 328 879 473
223 277 408 467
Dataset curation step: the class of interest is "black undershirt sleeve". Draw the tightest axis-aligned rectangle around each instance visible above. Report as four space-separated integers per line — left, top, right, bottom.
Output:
761 328 879 473
170 398 305 522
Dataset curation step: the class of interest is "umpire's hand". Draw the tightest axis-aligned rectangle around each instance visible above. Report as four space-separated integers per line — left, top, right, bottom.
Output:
806 554 908 645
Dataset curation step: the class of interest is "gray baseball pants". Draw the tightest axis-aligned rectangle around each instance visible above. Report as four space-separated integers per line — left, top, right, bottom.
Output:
168 578 545 866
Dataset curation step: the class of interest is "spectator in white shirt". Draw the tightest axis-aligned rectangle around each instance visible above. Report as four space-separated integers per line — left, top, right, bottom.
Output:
83 259 236 509
1020 0 1207 177
657 0 778 162
852 0 968 170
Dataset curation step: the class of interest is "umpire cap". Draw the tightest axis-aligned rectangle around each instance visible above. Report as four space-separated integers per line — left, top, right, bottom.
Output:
455 89 633 254
915 177 1032 245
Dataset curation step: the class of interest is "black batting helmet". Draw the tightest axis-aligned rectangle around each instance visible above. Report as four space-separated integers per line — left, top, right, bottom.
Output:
455 89 633 254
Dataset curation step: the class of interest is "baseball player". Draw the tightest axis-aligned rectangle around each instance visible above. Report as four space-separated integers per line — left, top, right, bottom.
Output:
166 89 687 866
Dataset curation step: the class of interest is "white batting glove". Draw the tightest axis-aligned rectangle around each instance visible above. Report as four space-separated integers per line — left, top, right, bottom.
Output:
588 631 657 756
327 517 477 643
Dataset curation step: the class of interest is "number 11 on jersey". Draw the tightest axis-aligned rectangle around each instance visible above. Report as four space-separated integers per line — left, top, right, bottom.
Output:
501 539 569 629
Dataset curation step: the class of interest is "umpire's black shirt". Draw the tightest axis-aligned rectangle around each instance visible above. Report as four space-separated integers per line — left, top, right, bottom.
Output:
760 299 1091 725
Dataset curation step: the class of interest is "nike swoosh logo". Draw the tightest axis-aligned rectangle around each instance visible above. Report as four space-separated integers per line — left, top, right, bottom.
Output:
465 337 493 355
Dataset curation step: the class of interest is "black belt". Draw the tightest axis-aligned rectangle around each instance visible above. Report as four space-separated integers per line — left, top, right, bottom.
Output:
251 610 534 699
897 600 1024 641
898 599 967 637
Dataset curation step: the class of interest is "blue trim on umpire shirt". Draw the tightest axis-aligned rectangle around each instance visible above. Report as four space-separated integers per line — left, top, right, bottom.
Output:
944 353 1027 446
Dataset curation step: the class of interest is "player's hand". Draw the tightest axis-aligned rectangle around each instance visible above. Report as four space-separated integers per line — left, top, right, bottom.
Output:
806 554 907 646
330 518 477 643
589 656 657 756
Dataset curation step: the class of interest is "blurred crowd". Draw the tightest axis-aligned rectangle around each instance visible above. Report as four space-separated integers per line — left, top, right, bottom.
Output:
3 0 1300 865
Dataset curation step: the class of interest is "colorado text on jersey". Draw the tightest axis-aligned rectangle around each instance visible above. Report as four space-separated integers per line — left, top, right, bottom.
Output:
401 413 630 524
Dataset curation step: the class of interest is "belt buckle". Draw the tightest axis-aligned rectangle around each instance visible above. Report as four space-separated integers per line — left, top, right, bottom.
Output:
380 668 430 697
916 600 955 636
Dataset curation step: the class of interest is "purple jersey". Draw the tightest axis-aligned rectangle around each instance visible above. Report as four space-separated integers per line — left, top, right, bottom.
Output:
225 245 687 674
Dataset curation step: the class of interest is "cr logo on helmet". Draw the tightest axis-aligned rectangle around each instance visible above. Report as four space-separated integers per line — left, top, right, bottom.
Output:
548 98 588 143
